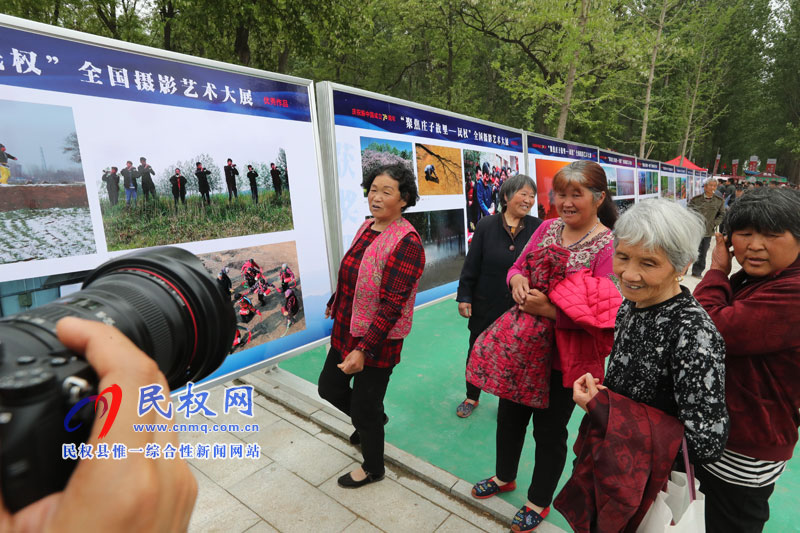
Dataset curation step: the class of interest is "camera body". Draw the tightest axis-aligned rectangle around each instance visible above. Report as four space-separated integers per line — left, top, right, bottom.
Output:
0 329 97 511
0 247 235 512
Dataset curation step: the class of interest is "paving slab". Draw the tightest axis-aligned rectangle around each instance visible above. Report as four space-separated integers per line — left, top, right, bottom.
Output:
189 466 261 533
244 419 352 486
228 462 357 533
320 465 450 533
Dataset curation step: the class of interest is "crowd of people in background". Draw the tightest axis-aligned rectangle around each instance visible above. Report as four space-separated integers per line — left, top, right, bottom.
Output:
100 156 287 210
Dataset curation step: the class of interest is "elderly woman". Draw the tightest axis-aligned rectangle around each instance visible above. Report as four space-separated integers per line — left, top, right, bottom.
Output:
470 160 620 532
456 174 541 417
318 163 425 488
694 188 800 533
560 198 729 530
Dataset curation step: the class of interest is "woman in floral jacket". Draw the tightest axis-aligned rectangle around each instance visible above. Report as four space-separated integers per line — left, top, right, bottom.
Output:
470 161 620 532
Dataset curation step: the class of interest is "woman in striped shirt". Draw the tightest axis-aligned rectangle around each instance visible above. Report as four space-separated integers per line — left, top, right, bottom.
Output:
694 187 800 533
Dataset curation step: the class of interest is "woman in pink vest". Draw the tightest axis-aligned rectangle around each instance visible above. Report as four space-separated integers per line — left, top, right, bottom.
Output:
470 160 620 532
318 164 425 488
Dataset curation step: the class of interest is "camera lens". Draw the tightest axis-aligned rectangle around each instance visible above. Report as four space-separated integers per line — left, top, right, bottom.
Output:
0 246 235 389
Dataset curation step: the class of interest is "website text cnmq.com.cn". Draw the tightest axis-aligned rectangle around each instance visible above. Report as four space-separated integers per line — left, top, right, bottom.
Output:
62 382 262 461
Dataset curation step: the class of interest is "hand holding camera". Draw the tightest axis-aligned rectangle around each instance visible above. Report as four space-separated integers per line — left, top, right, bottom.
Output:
0 318 198 532
0 247 235 518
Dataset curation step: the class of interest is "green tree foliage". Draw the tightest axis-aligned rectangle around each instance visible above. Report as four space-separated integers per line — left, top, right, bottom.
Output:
1 0 793 180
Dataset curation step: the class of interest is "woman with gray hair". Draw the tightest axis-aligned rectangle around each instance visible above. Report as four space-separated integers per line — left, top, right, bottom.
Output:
456 173 541 417
558 198 729 529
573 197 729 460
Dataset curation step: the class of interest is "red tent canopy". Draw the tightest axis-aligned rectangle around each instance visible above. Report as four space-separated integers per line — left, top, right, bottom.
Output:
664 156 707 171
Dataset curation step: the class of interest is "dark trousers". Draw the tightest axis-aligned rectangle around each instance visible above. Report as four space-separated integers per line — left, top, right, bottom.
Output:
227 183 238 201
273 180 282 197
696 466 774 533
200 190 210 205
317 347 393 476
108 187 119 206
465 330 481 401
250 185 258 204
143 186 156 201
692 236 712 276
495 370 575 507
172 191 186 207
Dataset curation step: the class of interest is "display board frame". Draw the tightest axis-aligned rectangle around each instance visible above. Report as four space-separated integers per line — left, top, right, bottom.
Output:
316 81 525 305
0 14 337 388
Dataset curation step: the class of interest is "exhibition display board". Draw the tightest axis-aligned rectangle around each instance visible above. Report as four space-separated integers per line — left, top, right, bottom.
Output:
599 149 637 213
0 15 333 385
675 166 688 206
636 158 660 200
316 82 524 305
660 163 677 201
525 133 598 220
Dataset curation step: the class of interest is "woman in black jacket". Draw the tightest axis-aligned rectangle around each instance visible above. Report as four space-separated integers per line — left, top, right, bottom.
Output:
455 173 542 417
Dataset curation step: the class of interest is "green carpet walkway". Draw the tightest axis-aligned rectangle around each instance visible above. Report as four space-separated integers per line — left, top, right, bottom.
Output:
279 298 799 532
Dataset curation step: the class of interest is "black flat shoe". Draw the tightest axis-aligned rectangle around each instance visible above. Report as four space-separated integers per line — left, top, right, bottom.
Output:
349 414 390 446
337 471 384 488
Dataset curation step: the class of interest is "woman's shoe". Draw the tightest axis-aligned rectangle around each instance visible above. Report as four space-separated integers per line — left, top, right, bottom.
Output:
337 470 384 488
471 477 516 499
456 400 479 418
511 505 550 532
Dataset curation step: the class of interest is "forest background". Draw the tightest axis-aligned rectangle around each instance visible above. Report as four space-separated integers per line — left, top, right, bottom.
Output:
3 0 798 181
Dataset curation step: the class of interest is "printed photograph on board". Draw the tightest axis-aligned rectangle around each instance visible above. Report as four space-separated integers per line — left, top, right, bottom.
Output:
660 174 675 200
677 177 687 199
533 158 572 220
198 242 305 354
404 208 466 292
616 168 636 196
98 146 292 251
601 165 618 197
414 143 463 196
0 99 95 264
359 137 414 197
639 170 658 195
463 150 518 231
614 198 635 215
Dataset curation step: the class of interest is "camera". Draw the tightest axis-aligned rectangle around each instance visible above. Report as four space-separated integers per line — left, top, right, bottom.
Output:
0 247 236 512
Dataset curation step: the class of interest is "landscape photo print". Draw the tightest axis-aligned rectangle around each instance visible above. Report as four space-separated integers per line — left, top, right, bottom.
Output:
0 98 96 265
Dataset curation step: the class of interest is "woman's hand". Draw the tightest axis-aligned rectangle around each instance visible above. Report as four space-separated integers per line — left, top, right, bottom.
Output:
709 232 733 275
458 302 472 318
517 289 557 319
337 349 366 374
510 274 530 305
573 373 607 413
324 305 332 319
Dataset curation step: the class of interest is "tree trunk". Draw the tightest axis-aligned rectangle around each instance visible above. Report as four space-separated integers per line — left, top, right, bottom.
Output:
160 0 175 51
639 0 668 158
52 0 61 24
557 0 590 139
234 22 251 66
680 45 706 166
277 42 290 73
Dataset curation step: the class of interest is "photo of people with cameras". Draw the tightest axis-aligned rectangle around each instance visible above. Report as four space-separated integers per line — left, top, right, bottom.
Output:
98 151 291 252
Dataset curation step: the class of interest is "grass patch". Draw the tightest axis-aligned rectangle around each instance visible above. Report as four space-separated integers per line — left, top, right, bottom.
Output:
102 192 293 250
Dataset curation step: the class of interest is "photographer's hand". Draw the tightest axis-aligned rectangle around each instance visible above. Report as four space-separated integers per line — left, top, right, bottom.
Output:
0 317 197 533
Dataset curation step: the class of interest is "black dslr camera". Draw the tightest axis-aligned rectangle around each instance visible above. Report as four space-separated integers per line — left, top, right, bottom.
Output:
0 247 235 512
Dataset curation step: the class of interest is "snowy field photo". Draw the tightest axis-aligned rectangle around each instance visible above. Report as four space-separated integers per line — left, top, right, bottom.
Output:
0 207 95 263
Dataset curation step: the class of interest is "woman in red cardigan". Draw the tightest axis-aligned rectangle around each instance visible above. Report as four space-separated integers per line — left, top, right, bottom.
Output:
694 187 800 533
318 164 425 489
